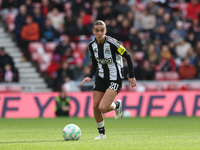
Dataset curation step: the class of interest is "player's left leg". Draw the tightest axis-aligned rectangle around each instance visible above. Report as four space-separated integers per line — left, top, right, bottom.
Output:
99 88 122 119
99 88 118 112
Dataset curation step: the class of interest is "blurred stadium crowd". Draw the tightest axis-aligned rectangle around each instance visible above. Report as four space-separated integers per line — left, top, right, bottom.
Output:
0 0 200 92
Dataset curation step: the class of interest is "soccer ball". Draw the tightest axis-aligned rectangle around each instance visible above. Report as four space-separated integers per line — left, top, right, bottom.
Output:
62 124 81 141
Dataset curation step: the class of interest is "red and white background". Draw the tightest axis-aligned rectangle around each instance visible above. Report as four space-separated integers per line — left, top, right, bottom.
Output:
0 91 200 118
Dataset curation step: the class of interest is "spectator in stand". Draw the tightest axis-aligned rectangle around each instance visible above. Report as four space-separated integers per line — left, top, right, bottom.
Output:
161 12 175 33
25 0 34 15
40 18 60 44
186 32 196 48
0 47 15 70
72 59 84 81
155 6 165 25
51 0 64 12
41 0 52 18
154 45 176 72
187 47 196 65
61 48 75 66
141 7 156 31
143 43 159 68
152 25 171 45
20 15 40 60
47 7 64 32
188 19 200 42
97 5 112 21
14 4 27 45
136 60 155 80
79 9 91 26
178 57 197 79
55 90 70 116
91 0 100 19
46 54 61 78
0 67 4 82
71 0 86 18
118 18 130 42
64 9 76 37
194 41 200 78
107 18 119 39
186 0 200 21
170 21 186 42
32 6 45 28
3 63 18 83
175 38 191 60
53 61 73 91
72 16 88 37
128 27 142 52
114 0 131 17
146 0 159 15
54 35 73 57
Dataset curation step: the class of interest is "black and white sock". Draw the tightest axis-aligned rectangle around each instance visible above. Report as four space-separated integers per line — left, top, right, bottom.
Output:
112 101 120 110
97 120 105 135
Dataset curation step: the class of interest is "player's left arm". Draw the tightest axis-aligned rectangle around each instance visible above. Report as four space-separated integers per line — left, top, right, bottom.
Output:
117 45 137 87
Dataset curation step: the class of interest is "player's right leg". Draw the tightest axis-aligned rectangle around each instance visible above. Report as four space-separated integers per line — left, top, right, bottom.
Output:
93 91 106 140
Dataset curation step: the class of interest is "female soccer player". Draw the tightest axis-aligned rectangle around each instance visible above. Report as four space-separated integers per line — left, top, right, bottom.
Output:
80 20 137 140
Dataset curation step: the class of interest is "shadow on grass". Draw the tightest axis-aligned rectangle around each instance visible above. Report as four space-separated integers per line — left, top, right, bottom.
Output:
0 140 64 144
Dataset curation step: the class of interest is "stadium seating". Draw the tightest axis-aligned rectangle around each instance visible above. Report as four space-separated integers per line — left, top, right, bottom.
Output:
29 42 45 61
5 13 17 32
77 42 88 54
44 42 58 54
64 2 72 11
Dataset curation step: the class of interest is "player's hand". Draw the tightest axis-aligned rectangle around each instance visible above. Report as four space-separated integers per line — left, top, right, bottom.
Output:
128 77 137 88
80 77 92 86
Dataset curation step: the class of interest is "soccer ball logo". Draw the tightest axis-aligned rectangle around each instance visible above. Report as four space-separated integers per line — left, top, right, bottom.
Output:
63 124 81 141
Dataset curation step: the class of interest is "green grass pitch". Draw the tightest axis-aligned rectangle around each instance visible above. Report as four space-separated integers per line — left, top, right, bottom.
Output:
0 117 200 150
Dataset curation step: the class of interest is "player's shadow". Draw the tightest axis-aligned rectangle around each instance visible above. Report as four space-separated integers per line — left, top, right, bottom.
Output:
0 140 64 144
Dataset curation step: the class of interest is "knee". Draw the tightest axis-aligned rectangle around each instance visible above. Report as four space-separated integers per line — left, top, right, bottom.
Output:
99 105 109 113
93 104 99 111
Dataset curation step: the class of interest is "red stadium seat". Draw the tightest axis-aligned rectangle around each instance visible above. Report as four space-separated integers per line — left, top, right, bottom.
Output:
7 85 22 92
145 84 158 91
187 83 200 90
70 42 76 50
77 42 88 54
29 42 44 53
39 63 50 72
165 72 179 81
134 51 144 61
44 42 58 53
0 85 6 92
155 72 165 80
37 53 52 64
6 13 17 32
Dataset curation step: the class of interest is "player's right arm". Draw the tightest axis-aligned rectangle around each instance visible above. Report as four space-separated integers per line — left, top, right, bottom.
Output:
80 46 97 86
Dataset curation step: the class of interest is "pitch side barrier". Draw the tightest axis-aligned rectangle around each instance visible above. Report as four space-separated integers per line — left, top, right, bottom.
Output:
0 91 200 118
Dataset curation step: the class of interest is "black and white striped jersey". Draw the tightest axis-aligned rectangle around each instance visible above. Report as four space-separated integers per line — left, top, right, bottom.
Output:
88 36 135 81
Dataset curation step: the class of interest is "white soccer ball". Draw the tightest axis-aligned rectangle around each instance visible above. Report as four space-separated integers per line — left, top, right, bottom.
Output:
63 124 81 141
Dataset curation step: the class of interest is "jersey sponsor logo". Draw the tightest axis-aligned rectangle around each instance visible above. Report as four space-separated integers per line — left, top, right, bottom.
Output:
104 48 111 54
96 58 112 64
117 45 126 55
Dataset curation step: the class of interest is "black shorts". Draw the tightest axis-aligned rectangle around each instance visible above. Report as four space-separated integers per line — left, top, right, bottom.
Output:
93 76 122 93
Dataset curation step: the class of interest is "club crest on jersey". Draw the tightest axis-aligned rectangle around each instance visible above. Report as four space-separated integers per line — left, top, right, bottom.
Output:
94 48 97 53
104 48 111 54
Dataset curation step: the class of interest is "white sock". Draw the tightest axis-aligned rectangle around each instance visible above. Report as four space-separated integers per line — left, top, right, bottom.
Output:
111 102 116 110
97 120 104 128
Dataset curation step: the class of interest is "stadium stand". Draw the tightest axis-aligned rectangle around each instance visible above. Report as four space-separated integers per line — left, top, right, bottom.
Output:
1 0 200 92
